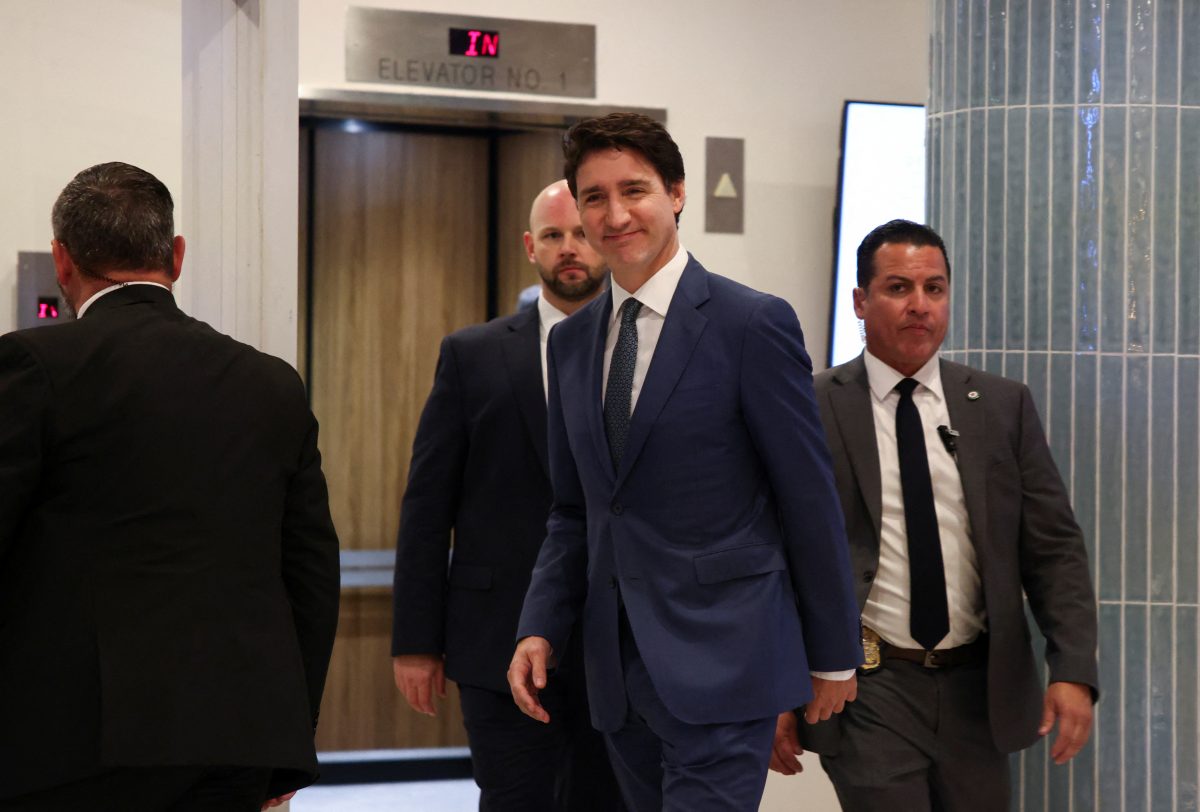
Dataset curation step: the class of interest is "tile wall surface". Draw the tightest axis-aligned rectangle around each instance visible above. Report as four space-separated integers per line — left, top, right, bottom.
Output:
928 1 1199 809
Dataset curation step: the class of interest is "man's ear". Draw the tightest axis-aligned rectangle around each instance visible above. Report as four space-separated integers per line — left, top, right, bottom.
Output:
852 286 868 320
670 181 686 215
523 231 536 264
51 240 75 288
169 235 185 282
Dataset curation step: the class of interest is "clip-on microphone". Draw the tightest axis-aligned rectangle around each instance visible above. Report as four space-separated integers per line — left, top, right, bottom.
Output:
937 425 959 456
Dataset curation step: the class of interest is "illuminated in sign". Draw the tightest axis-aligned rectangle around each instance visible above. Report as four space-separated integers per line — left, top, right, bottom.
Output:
37 297 59 320
449 28 499 58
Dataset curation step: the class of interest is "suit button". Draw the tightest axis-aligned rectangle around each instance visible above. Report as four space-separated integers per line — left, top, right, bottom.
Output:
863 571 875 583
611 502 623 515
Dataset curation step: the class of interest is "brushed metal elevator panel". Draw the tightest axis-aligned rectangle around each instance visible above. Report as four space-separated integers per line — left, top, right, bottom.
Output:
346 7 595 98
16 251 67 331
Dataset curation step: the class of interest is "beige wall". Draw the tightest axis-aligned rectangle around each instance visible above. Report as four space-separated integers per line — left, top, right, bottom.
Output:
0 0 181 334
298 0 930 367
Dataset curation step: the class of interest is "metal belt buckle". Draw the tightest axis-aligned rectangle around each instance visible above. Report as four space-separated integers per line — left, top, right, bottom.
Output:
861 627 882 673
922 650 940 668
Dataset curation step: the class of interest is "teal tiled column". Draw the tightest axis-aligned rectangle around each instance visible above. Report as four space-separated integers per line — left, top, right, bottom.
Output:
928 1 1200 810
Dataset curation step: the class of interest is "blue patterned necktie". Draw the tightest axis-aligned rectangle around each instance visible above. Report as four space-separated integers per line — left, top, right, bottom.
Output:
894 377 949 650
604 298 643 470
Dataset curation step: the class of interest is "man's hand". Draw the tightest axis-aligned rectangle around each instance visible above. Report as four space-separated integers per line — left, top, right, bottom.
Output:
803 674 858 725
392 654 446 716
508 636 553 723
769 711 804 775
261 791 296 809
1039 681 1093 764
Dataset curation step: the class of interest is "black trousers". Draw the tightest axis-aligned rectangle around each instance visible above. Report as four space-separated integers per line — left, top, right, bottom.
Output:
0 766 272 812
819 659 1009 812
458 639 623 812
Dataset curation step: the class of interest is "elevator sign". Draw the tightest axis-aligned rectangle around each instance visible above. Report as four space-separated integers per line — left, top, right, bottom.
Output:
346 8 596 98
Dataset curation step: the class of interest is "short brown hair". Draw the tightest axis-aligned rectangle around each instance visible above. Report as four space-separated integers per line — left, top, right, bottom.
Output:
562 113 685 211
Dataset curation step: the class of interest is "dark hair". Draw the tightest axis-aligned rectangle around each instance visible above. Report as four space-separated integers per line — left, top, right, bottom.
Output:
562 113 685 221
856 219 951 289
51 162 175 276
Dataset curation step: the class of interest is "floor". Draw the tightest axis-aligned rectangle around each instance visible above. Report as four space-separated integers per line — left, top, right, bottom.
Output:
290 779 480 812
286 750 840 811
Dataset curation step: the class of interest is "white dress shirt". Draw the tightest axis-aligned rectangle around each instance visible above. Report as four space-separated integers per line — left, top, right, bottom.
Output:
76 281 172 318
861 349 986 650
601 243 689 407
537 293 570 400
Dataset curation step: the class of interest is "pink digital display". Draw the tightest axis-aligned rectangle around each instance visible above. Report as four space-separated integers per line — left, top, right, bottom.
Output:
37 297 59 320
449 28 499 58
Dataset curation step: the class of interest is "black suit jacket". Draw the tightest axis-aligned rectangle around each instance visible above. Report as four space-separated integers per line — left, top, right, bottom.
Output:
392 306 555 693
0 285 340 799
805 355 1098 753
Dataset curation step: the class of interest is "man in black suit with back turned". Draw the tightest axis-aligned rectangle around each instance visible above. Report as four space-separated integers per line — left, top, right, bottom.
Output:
391 180 622 811
771 219 1098 812
0 162 341 811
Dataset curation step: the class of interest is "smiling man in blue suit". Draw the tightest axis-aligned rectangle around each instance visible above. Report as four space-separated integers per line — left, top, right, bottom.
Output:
508 113 862 811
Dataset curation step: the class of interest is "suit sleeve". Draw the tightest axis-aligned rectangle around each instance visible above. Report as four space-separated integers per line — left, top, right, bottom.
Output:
391 336 468 657
740 297 862 672
1014 384 1100 695
515 328 588 654
281 401 342 727
0 336 48 562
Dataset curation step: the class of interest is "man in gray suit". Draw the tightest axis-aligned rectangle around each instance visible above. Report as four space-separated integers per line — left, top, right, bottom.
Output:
771 220 1098 812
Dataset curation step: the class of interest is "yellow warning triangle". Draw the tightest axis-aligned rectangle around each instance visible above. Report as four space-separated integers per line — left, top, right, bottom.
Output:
713 172 738 199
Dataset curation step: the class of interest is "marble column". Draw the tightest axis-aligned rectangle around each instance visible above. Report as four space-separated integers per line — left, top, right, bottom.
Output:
928 1 1199 810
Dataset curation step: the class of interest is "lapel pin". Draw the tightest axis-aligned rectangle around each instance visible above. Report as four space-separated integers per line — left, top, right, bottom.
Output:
967 390 981 401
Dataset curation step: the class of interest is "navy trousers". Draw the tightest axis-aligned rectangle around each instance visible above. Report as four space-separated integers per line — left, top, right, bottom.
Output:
603 610 777 812
460 635 623 812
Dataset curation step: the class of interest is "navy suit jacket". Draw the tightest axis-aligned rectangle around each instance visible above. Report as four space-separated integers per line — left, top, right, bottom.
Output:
517 257 861 731
392 307 558 693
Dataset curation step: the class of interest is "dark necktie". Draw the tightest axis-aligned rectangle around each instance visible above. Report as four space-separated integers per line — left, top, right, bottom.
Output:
604 298 642 469
894 377 950 650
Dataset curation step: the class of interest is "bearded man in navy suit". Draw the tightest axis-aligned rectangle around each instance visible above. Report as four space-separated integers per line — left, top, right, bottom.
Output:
392 180 621 811
508 113 862 811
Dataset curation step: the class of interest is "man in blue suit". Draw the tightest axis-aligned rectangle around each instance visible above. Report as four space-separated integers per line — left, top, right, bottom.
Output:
508 113 862 810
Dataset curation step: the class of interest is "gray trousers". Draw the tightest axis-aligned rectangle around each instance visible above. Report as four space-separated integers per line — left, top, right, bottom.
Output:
818 659 1010 812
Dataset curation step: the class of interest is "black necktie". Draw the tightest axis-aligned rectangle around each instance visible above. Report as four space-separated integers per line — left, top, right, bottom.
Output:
894 377 949 650
604 298 642 470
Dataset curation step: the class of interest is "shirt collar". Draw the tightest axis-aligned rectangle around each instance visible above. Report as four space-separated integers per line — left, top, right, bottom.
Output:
536 291 570 334
77 281 172 318
609 243 688 322
863 348 943 403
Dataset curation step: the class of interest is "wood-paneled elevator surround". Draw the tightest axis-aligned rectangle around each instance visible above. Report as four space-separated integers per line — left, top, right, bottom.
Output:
302 117 561 751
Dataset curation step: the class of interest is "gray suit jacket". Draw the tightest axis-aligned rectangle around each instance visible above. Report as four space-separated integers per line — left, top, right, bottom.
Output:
803 354 1098 754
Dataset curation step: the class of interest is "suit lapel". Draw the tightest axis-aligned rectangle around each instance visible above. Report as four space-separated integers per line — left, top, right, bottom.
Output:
940 360 989 562
830 356 884 539
501 307 550 481
614 261 709 487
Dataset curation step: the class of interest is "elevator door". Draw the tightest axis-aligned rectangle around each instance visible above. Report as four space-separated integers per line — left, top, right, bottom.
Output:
304 123 565 751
